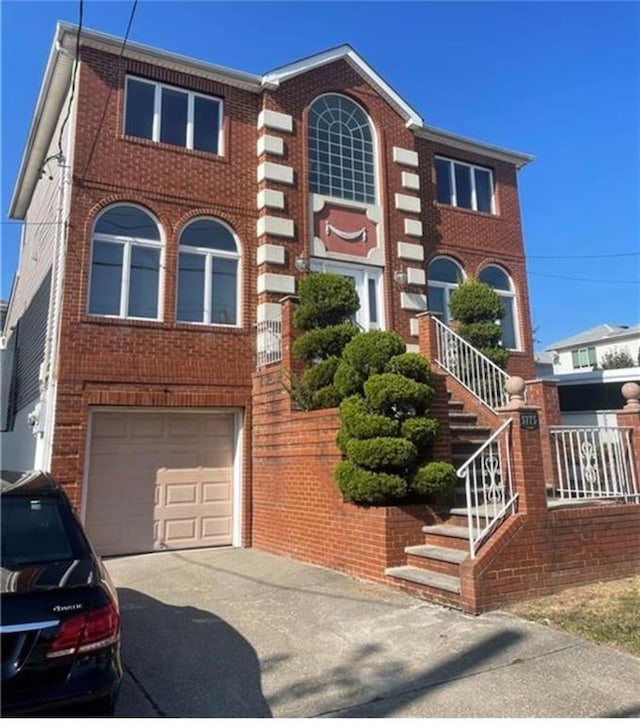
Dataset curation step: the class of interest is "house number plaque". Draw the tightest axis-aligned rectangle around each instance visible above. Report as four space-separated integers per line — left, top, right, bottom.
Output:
519 411 539 431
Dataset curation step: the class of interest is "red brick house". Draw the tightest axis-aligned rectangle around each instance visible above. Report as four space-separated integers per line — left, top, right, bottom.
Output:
3 23 638 612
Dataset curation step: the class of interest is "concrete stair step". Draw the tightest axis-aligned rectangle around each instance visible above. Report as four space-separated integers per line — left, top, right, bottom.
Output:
405 544 467 564
386 566 461 594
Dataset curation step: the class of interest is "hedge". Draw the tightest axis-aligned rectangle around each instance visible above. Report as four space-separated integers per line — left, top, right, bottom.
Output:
335 460 408 504
292 323 360 363
339 396 400 439
294 272 360 330
412 462 458 501
385 352 431 383
363 373 434 417
345 437 417 470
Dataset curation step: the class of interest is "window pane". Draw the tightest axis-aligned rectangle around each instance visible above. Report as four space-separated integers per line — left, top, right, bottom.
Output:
125 79 154 140
160 88 188 147
428 258 462 284
180 219 237 252
89 241 123 315
454 163 472 208
588 347 597 365
435 159 452 204
500 296 516 349
368 278 378 325
579 349 589 367
129 246 160 318
427 286 446 317
572 350 580 369
211 258 237 325
177 253 205 322
95 205 160 240
474 168 493 213
479 265 510 291
193 97 220 153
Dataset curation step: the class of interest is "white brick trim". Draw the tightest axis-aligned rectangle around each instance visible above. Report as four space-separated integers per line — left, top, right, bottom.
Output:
257 244 286 266
401 171 420 190
404 219 423 237
397 242 424 262
257 216 295 239
392 146 419 167
407 268 426 286
257 134 284 156
395 193 421 214
257 109 293 133
400 292 427 311
257 161 294 185
406 344 420 354
257 189 285 210
257 273 296 295
409 318 420 337
257 302 282 322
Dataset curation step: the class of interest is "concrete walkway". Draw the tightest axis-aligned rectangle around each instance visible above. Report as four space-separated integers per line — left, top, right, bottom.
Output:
106 548 640 718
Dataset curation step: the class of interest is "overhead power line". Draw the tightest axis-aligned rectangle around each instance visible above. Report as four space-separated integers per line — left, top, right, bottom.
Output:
529 271 639 284
528 251 639 259
57 0 84 160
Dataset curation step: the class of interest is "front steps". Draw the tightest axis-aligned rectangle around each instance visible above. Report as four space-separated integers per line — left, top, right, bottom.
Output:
385 392 494 607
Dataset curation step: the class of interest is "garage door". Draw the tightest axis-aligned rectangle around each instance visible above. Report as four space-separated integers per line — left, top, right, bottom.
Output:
85 411 236 556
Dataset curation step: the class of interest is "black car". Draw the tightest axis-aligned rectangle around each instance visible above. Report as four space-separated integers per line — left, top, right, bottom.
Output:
1 471 123 716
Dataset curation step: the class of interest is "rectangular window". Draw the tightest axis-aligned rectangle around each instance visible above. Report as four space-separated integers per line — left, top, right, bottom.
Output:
129 246 160 319
572 347 597 369
435 157 495 214
211 258 238 325
177 253 206 322
89 241 123 316
125 77 222 155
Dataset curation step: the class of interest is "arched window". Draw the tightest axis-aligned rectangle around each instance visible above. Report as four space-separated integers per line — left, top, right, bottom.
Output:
177 218 239 325
88 204 162 319
479 265 518 349
427 257 464 324
308 94 376 204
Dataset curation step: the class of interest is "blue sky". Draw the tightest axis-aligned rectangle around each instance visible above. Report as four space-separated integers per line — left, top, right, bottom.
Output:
1 1 638 349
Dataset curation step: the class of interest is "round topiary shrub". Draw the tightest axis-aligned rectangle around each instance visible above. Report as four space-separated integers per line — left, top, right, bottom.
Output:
363 373 434 417
294 272 360 330
385 353 431 383
412 462 457 501
401 417 439 454
333 358 366 398
481 346 510 369
342 330 406 379
292 323 360 363
345 437 417 470
456 322 503 349
339 396 400 439
309 385 342 410
335 460 408 504
448 280 505 324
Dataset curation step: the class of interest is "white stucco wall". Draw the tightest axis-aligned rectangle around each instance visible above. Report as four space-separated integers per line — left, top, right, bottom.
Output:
0 405 38 471
552 334 640 374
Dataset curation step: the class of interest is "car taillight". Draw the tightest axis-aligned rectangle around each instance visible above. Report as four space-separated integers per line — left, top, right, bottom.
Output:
47 602 119 658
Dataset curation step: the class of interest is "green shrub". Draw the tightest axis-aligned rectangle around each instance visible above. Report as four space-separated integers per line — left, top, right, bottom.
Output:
345 437 417 470
333 359 366 398
401 417 439 453
385 353 431 383
481 347 510 370
339 396 400 439
292 358 339 410
449 281 505 324
456 322 502 349
294 273 360 330
342 330 406 379
412 462 457 501
292 323 359 363
364 373 434 418
335 460 408 504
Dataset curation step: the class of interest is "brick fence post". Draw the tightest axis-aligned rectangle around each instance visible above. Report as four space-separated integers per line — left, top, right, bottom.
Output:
616 382 640 491
417 312 439 362
525 378 561 491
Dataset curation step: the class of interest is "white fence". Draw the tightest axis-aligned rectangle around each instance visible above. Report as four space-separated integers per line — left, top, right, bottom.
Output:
549 426 639 503
433 316 510 411
456 418 517 558
256 318 282 368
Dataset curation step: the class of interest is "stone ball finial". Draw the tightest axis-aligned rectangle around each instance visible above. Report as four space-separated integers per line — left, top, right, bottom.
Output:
503 376 526 409
621 382 640 411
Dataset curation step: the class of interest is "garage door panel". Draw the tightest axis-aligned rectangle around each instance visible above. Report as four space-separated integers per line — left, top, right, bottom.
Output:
86 412 236 556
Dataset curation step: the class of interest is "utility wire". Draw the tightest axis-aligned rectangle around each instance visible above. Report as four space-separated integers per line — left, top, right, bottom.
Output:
528 251 638 259
57 0 84 160
529 271 639 284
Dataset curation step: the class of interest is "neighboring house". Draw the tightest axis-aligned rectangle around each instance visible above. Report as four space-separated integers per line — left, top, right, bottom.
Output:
2 22 538 557
546 323 640 374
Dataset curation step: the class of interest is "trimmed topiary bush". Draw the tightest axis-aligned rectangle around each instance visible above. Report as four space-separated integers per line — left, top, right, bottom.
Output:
401 417 439 454
363 373 434 418
339 396 400 439
342 330 406 379
448 280 505 325
292 323 359 363
385 352 431 383
456 322 502 349
345 437 417 470
294 272 360 330
335 460 408 504
412 462 457 501
334 358 367 398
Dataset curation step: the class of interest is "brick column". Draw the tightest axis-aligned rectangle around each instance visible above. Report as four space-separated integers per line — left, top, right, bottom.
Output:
616 382 640 489
525 378 561 491
417 312 438 363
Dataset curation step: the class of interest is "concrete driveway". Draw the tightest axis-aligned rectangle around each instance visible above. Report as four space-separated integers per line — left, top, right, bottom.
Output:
106 548 640 718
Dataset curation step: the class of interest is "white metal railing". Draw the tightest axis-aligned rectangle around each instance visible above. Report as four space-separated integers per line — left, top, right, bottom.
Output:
456 418 517 558
433 316 510 411
256 318 282 368
549 426 639 504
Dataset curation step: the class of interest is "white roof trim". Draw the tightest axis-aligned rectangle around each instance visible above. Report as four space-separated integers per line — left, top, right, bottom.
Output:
263 45 423 127
414 123 534 169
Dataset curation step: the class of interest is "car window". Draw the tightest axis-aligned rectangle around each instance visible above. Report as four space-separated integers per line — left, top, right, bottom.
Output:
1 496 85 566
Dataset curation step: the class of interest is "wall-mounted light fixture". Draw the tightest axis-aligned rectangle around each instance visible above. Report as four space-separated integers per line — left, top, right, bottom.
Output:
393 267 408 286
295 254 310 273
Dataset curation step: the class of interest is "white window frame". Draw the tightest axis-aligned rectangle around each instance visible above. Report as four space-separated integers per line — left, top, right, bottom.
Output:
88 204 164 321
309 260 384 331
124 76 224 155
177 220 241 327
572 347 597 369
427 256 466 325
435 156 496 214
478 264 521 351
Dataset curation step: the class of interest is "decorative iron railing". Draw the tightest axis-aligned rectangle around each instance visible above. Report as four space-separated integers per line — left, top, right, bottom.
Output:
432 315 511 411
456 418 517 558
549 426 639 504
256 318 282 368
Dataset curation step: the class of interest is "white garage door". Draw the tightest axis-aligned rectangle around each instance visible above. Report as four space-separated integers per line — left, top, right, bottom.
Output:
85 410 236 556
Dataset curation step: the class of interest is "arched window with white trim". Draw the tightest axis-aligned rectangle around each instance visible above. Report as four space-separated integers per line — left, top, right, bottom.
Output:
177 218 240 326
479 264 519 349
308 94 376 204
427 257 464 324
88 204 162 319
